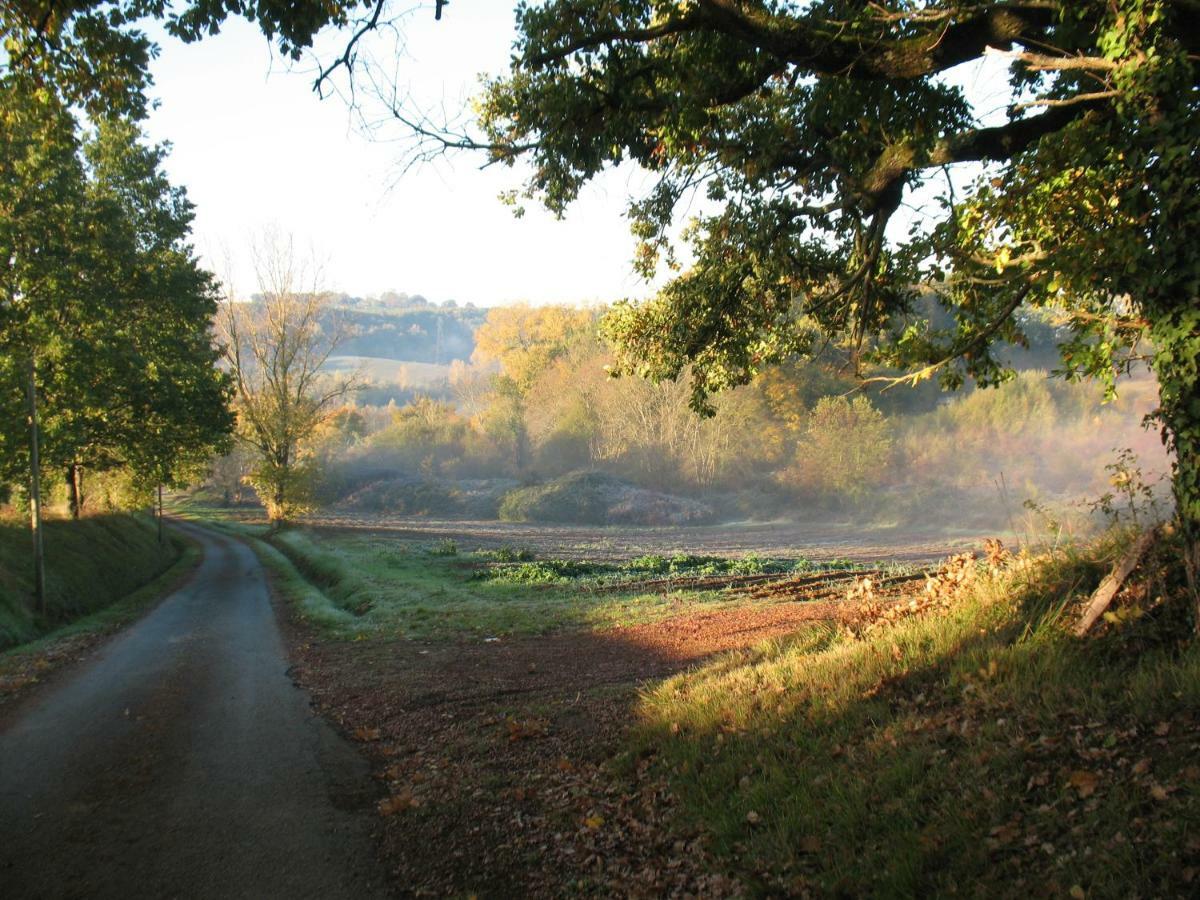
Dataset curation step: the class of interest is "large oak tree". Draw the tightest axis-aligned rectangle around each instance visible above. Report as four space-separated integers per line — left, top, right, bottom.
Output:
447 0 1199 597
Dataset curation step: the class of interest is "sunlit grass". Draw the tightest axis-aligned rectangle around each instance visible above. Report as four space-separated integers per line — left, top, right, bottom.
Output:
265 529 785 640
628 533 1200 895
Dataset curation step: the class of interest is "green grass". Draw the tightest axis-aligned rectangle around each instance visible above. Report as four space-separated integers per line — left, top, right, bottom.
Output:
228 526 844 641
627 532 1200 896
0 513 184 649
1 532 200 667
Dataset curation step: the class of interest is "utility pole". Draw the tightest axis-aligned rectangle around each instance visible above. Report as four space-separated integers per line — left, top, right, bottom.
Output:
27 356 46 614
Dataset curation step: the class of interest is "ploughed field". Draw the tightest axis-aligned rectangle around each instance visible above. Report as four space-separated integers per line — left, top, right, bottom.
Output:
303 510 988 564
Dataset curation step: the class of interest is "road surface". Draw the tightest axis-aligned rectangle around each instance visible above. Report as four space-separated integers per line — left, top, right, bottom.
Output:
0 522 388 899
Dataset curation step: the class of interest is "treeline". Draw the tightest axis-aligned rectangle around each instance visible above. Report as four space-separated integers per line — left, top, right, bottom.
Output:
330 306 484 364
1 82 231 523
208 305 1163 527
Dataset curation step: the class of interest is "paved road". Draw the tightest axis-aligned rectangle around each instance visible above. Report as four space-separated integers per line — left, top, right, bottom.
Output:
0 522 388 899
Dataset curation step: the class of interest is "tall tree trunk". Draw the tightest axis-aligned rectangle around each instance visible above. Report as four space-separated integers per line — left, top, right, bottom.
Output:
158 483 164 544
26 357 45 614
1150 307 1200 626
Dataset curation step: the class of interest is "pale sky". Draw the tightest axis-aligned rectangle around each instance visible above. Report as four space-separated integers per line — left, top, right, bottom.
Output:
142 4 1014 307
143 3 656 306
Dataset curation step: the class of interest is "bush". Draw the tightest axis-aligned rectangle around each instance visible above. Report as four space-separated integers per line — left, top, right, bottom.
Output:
786 396 893 500
498 471 714 525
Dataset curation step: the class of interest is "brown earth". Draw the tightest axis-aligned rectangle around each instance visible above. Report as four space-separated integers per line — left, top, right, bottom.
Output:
302 512 987 564
279 579 927 897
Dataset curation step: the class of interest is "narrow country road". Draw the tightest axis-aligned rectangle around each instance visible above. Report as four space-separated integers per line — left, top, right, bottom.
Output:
0 522 388 899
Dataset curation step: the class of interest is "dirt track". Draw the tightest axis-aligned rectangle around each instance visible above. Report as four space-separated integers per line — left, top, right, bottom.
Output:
0 522 386 899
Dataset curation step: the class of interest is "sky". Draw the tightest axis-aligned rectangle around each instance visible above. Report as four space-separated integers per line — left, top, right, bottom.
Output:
142 3 1015 308
143 3 655 307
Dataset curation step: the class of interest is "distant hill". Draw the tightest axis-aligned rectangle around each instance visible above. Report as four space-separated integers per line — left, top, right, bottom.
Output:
325 300 489 365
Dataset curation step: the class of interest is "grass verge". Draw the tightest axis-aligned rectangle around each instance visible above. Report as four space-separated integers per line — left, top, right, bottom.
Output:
0 513 184 649
0 525 200 702
628 530 1200 896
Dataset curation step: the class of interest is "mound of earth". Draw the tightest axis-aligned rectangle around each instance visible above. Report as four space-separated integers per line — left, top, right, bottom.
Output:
498 471 714 526
335 476 517 518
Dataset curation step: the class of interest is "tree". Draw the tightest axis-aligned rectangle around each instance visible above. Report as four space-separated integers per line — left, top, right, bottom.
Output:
433 1 1200 600
219 234 356 522
472 304 596 393
0 0 431 118
1 81 231 510
471 304 595 472
787 396 893 502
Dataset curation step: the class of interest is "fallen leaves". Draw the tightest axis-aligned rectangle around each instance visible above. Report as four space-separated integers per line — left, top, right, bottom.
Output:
1067 770 1100 799
378 788 419 816
353 725 382 742
506 717 549 742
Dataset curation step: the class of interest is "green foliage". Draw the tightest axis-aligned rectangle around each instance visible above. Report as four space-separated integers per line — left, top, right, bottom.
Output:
477 549 829 587
0 82 232 504
480 546 537 563
499 472 615 524
425 538 458 557
1 0 372 118
1090 448 1165 527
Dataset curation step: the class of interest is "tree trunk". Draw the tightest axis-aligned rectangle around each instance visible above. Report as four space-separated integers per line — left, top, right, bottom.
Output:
1149 307 1200 626
66 463 81 520
157 483 164 545
26 358 45 614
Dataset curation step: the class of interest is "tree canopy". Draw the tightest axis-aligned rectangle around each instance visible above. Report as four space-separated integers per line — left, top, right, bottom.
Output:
0 80 232 508
436 1 1199 553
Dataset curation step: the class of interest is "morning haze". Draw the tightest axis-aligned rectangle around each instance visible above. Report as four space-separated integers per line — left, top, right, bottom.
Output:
2 2 1197 897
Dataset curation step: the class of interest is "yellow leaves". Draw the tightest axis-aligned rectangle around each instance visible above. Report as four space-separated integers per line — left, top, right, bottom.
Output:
506 717 549 742
994 246 1012 273
378 787 420 816
1067 769 1099 798
583 814 605 830
353 725 382 742
472 304 595 391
